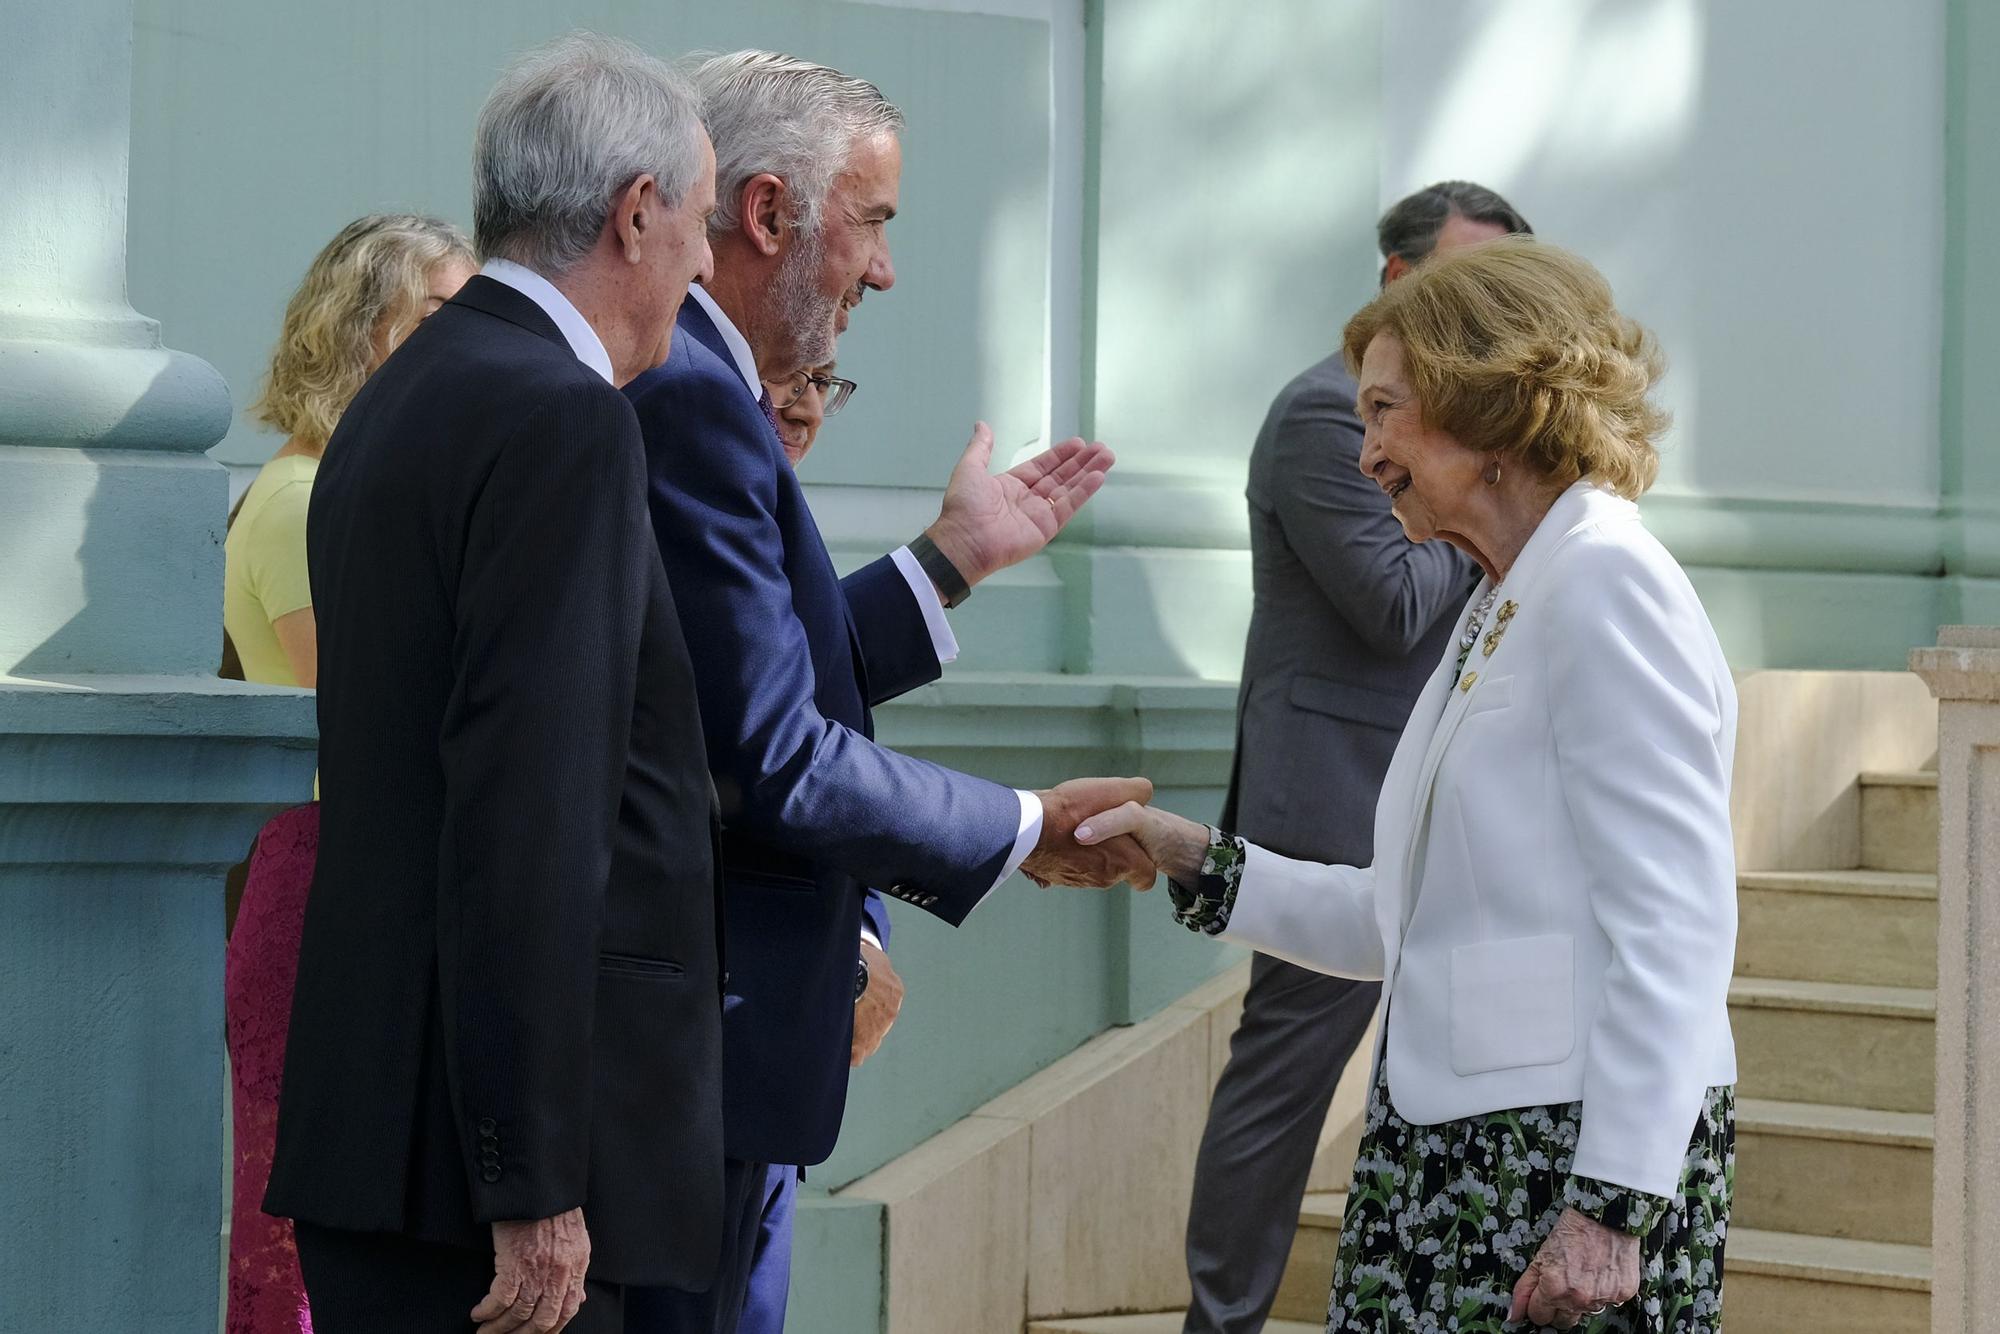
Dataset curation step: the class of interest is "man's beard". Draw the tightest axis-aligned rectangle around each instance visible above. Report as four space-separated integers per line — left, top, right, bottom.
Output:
772 224 840 371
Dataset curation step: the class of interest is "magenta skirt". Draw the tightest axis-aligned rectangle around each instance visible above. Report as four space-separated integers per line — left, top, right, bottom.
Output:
223 802 319 1334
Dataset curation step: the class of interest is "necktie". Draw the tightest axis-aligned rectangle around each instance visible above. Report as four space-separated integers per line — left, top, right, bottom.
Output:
758 388 782 436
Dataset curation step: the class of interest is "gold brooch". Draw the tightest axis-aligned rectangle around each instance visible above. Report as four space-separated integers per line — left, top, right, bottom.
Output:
1459 671 1478 693
1482 600 1519 657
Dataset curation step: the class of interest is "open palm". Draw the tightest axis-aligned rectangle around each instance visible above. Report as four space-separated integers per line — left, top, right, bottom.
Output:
927 423 1117 585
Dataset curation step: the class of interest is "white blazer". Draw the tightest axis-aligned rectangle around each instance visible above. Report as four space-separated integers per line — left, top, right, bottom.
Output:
1223 481 1738 1198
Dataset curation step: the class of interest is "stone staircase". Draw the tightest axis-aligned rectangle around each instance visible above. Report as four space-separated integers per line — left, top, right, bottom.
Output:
1720 769 1937 1334
1030 769 1940 1334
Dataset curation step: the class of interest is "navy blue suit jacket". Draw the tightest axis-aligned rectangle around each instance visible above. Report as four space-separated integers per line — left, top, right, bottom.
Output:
624 299 1024 1166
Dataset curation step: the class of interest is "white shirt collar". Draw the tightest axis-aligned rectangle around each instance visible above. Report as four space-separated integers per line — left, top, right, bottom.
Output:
686 284 763 397
478 257 616 385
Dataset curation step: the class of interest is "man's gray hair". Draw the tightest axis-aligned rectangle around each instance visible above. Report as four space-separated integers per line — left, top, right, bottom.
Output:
1376 180 1533 273
474 32 707 274
691 50 903 240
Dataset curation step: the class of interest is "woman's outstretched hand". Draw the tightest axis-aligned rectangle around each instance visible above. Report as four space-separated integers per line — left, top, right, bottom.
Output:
1073 801 1212 887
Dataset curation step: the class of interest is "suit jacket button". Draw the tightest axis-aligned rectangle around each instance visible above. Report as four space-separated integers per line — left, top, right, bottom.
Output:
477 1118 497 1136
482 1165 502 1183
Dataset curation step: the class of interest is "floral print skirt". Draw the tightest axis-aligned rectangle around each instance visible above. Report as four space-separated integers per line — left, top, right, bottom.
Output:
1327 1062 1734 1334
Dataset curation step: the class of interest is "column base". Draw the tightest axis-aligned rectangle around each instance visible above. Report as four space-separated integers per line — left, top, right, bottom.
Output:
0 674 314 1332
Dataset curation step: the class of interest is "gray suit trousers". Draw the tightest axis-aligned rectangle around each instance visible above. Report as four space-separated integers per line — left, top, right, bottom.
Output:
1182 953 1379 1334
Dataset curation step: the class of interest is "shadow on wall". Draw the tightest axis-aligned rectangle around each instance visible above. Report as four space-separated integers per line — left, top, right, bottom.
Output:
1092 0 1384 497
7 362 232 678
1385 0 1706 489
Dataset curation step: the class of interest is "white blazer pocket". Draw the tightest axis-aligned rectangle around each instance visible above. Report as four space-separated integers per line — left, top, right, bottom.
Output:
1463 674 1513 716
1449 933 1576 1076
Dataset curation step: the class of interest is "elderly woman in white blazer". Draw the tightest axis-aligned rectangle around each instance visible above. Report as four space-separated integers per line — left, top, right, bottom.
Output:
1082 239 1736 1334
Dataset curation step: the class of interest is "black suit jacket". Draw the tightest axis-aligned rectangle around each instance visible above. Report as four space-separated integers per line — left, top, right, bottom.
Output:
265 276 725 1290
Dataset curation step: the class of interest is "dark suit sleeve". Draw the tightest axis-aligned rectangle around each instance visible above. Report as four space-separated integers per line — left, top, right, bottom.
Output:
435 383 647 1224
1268 379 1476 655
632 372 1021 926
841 555 943 706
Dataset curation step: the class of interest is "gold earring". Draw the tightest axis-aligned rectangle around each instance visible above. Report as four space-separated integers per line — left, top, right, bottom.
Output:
1483 461 1502 487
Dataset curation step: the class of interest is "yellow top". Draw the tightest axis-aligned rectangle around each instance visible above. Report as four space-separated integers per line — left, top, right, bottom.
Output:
223 453 319 687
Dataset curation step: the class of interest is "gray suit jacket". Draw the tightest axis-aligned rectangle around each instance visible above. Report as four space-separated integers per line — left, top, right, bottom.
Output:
1222 352 1479 866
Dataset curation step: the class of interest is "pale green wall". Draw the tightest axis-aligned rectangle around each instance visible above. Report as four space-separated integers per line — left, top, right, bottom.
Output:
1374 0 1949 670
1076 0 1382 679
131 0 1052 490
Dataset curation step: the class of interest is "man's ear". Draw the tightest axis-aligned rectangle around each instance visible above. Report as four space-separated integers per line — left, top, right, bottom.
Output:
613 173 659 265
739 173 790 258
1382 252 1412 285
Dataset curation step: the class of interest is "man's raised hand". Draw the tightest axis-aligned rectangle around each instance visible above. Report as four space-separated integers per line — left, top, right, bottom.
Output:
924 424 1116 588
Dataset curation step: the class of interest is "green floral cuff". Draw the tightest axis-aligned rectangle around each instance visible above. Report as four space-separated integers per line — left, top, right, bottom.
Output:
1169 828 1246 936
1562 1173 1670 1236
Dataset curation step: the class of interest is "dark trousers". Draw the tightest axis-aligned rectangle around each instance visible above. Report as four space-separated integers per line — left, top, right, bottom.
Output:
627 1158 793 1334
1182 954 1380 1334
295 1221 627 1333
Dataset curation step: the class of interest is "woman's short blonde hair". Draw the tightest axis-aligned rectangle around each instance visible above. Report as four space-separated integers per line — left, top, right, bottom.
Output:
253 213 473 447
1341 236 1667 500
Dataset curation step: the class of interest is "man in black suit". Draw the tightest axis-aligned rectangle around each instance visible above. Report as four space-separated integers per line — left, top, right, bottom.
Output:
264 34 724 1334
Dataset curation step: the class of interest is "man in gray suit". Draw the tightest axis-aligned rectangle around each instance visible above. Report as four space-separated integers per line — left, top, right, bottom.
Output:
1183 181 1532 1334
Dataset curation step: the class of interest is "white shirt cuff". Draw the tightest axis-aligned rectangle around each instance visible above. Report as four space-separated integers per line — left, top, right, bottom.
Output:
859 926 882 950
990 789 1044 892
889 544 960 665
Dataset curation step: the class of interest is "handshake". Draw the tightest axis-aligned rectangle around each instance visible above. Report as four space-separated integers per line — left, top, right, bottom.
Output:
1020 776 1163 891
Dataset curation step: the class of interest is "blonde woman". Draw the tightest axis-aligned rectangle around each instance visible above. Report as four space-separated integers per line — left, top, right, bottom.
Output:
1081 239 1736 1332
222 213 474 1334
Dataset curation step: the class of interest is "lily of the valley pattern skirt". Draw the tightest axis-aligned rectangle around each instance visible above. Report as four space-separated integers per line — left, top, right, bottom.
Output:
1327 1062 1733 1334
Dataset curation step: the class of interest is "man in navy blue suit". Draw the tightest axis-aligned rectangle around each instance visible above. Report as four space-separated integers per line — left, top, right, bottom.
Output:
622 51 1157 1334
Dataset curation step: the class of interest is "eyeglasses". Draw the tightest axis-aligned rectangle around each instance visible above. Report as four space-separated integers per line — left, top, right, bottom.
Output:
769 370 857 416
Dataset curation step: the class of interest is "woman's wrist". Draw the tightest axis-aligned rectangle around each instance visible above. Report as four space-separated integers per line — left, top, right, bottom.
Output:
1158 812 1211 885
1168 827 1247 936
1562 1175 1669 1237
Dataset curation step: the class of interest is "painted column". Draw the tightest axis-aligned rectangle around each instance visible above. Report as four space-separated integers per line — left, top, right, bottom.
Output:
1940 0 2000 625
1 0 239 673
0 3 317 1330
1909 626 2000 1334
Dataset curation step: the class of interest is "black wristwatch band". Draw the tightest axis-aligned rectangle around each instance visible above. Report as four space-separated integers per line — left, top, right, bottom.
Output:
854 955 871 1002
908 531 971 609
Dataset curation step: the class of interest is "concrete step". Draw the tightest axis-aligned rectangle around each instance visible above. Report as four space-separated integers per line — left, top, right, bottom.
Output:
1725 1227 1929 1334
1735 1098 1933 1245
1730 977 1936 1113
1026 1318 1321 1334
1735 870 1937 989
1861 771 1938 874
1270 1191 1345 1324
